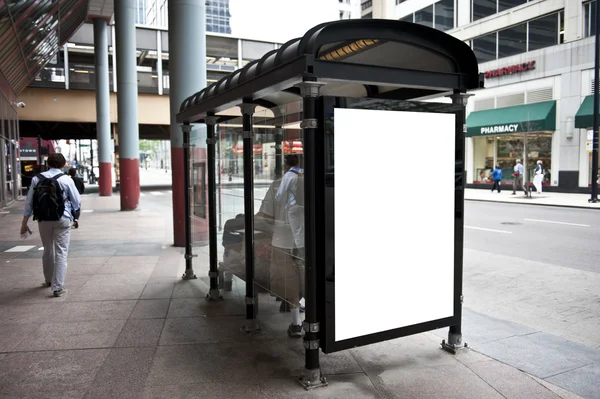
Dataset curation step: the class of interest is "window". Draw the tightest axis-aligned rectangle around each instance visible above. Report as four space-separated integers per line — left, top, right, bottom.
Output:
361 0 372 10
528 13 559 51
362 12 373 19
584 1 597 38
415 5 433 28
473 32 497 63
435 0 455 31
498 0 526 13
498 23 526 58
472 0 496 21
193 162 206 219
396 0 407 4
400 14 414 23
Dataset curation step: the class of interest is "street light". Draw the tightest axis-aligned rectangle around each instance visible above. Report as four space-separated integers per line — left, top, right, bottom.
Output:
590 0 599 203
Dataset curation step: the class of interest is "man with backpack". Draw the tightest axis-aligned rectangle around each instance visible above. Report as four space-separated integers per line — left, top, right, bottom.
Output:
20 153 81 297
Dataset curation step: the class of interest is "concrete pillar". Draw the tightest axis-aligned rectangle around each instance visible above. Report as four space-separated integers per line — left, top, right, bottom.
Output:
114 0 140 210
93 18 113 196
168 0 207 247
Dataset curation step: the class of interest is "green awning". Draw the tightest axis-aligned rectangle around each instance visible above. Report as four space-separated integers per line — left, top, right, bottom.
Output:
575 95 598 129
466 100 556 137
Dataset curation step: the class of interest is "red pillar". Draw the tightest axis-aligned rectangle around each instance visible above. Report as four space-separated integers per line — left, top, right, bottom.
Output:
119 158 140 210
98 162 112 196
171 147 185 246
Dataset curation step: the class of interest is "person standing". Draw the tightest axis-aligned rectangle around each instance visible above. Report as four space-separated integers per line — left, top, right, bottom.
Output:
512 159 527 195
491 165 502 193
20 153 81 297
533 160 544 194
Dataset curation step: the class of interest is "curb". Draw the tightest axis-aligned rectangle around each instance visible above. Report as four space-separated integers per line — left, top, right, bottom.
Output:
465 198 600 210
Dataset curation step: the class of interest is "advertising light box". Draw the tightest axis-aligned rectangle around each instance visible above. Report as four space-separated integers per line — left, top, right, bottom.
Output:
319 98 463 353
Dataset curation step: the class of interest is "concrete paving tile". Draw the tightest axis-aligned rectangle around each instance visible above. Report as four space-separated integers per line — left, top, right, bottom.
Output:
5 390 86 399
14 319 127 351
114 319 165 347
260 374 381 398
0 302 61 324
475 333 600 379
529 375 586 399
546 363 600 399
0 323 39 352
146 343 260 385
68 282 146 301
86 347 156 399
349 333 456 371
66 256 112 265
97 262 156 275
56 300 136 322
68 248 118 258
367 363 505 399
142 382 262 399
130 299 171 319
86 273 152 285
166 297 246 318
65 263 104 275
140 283 175 299
171 279 211 298
0 349 109 393
452 349 495 365
466 359 563 398
160 316 259 345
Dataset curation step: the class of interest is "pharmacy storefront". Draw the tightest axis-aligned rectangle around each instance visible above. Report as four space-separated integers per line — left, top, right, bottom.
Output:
467 100 556 186
575 95 600 186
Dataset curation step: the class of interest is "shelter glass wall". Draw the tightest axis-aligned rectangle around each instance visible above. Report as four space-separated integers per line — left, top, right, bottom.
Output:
1 94 20 207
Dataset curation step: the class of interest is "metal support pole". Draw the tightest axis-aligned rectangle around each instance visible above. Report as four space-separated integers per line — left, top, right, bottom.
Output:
93 18 112 196
114 0 140 210
240 102 260 333
63 45 69 90
90 138 95 184
297 79 327 390
206 115 222 300
590 0 599 203
442 90 470 354
182 123 197 280
217 129 222 231
274 128 283 179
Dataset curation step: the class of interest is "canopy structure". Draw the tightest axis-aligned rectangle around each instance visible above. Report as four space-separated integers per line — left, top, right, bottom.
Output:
575 95 598 129
175 19 483 391
177 19 483 124
466 100 557 137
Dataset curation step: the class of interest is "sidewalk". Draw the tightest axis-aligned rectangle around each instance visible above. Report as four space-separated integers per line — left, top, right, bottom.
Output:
0 195 587 398
466 188 600 209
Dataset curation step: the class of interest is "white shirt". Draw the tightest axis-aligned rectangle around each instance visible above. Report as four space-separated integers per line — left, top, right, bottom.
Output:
24 168 81 220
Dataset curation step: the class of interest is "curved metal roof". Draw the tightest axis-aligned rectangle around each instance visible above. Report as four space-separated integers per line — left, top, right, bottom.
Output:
178 19 482 122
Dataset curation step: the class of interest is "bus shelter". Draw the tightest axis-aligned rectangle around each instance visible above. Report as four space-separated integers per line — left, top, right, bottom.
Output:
175 19 483 390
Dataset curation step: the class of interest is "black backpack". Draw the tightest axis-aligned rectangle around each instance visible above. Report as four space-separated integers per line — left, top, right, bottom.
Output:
32 173 65 221
289 170 304 206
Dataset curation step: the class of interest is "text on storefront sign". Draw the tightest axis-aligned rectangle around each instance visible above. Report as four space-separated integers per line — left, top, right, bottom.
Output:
480 124 519 135
484 61 536 79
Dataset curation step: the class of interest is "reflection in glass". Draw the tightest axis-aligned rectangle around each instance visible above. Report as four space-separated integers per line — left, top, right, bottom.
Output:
472 0 496 21
435 0 455 31
528 13 558 52
473 32 497 63
415 5 433 28
584 1 597 38
498 23 526 59
498 0 526 13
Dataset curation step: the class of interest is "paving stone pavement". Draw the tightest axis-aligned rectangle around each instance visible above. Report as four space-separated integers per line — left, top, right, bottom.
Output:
0 194 594 398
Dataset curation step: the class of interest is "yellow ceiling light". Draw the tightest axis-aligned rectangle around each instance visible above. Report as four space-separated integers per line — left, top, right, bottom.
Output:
319 39 380 61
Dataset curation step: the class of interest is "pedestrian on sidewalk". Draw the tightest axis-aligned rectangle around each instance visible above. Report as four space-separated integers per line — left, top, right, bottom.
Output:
533 160 544 194
512 159 527 196
68 168 85 195
491 165 502 193
20 153 81 297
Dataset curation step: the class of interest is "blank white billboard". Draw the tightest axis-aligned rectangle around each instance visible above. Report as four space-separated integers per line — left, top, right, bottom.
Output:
334 107 456 342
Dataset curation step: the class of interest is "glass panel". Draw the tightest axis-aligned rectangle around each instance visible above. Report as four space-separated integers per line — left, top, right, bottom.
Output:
361 12 373 19
399 14 414 23
493 132 553 184
528 13 558 52
252 102 305 329
498 0 526 13
498 23 526 59
415 5 433 28
585 1 597 38
472 0 496 21
473 32 497 63
435 0 455 31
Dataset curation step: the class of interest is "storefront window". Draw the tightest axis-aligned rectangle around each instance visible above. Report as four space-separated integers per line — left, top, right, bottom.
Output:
473 132 553 184
498 23 527 59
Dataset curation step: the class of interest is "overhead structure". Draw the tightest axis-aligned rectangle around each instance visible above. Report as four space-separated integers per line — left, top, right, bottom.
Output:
176 19 483 390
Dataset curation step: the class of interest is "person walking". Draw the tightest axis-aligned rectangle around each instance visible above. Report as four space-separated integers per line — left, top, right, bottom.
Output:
68 167 85 195
512 159 527 195
491 165 502 193
20 153 81 297
533 160 544 194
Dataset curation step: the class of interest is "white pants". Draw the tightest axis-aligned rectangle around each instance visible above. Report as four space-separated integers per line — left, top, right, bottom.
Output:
287 205 304 249
533 174 543 193
38 217 71 291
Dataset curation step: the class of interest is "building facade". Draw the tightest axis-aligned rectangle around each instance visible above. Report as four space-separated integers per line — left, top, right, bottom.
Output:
380 0 598 191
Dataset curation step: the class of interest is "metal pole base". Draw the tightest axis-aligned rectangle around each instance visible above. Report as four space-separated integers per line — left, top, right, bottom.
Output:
181 270 197 280
242 319 261 334
206 289 223 301
298 369 328 391
589 198 599 203
441 333 468 354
